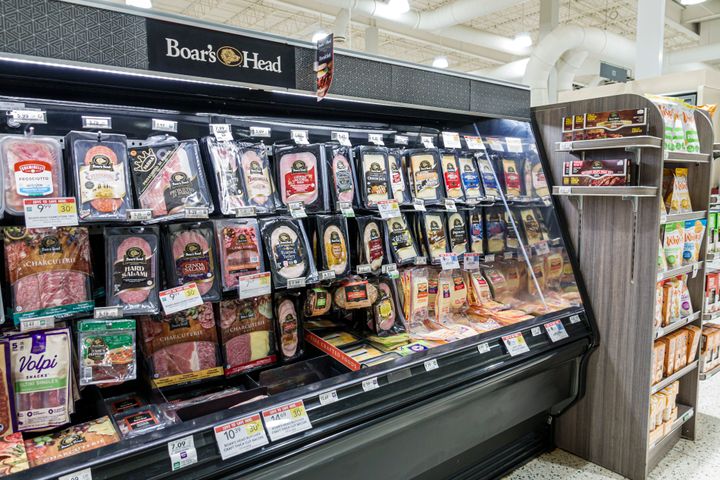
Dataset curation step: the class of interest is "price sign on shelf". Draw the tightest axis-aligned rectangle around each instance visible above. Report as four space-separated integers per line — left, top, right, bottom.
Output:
424 359 439 372
442 131 462 149
214 413 269 461
20 316 54 333
463 253 480 270
337 201 355 217
421 135 435 148
439 253 460 270
464 135 484 150
414 256 428 266
444 199 457 212
127 208 153 222
237 272 272 300
152 118 177 133
262 400 313 442
319 390 339 406
23 198 78 229
362 377 380 391
369 133 385 146
184 206 209 219
331 131 352 146
159 283 203 315
167 435 197 471
558 141 573 151
544 320 569 342
318 270 336 282
413 198 426 211
377 199 401 219
291 129 309 145
394 134 409 146
210 123 233 141
505 137 524 153
8 109 47 124
94 306 122 320
501 332 530 357
287 277 306 289
58 468 92 480
235 206 257 217
82 116 112 129
250 126 272 138
288 201 307 218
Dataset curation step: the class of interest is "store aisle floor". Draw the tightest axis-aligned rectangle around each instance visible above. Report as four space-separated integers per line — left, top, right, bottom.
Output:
504 378 720 479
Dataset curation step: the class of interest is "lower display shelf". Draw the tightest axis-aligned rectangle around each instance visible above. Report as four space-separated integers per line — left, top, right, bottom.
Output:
655 312 701 339
648 404 694 452
651 360 699 395
703 310 720 322
700 362 720 381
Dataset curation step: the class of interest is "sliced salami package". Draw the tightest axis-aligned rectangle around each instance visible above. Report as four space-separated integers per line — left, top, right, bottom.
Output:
312 215 351 279
163 221 221 302
447 212 469 255
274 292 304 363
457 153 483 202
105 226 160 315
219 296 277 377
354 146 392 209
385 214 419 266
128 139 214 222
326 145 360 210
350 216 386 275
440 150 465 203
214 218 264 292
260 217 318 288
0 135 64 216
406 148 444 205
274 143 329 213
65 131 133 222
420 212 449 265
388 149 412 205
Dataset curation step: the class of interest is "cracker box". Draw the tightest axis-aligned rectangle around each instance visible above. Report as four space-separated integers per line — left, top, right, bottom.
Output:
583 108 648 139
562 159 631 186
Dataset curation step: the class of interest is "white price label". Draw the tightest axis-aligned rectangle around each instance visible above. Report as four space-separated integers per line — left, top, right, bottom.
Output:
184 206 209 219
288 201 307 218
664 150 670 160
250 126 272 137
531 326 542 337
504 251 515 259
337 201 355 217
9 109 46 124
414 256 428 266
477 343 491 354
394 135 409 145
501 332 530 356
94 307 122 320
545 320 569 342
506 137 524 153
693 263 699 278
424 359 439 371
569 314 581 324
210 123 233 141
535 241 550 256
368 133 385 146
319 390 339 406
381 263 398 276
159 283 203 315
214 413 269 461
377 199 401 219
463 253 480 270
421 135 435 148
262 400 313 442
487 138 505 151
362 377 380 391
168 435 197 471
318 270 336 282
291 129 309 144
558 186 572 195
20 316 54 333
237 272 272 300
484 254 495 263
152 118 177 132
23 197 78 229
82 116 112 129
59 468 92 480
440 253 460 270
332 131 352 146
558 141 573 151
444 199 457 212
357 264 372 274
287 277 307 289
413 198 426 211
127 208 153 221
464 136 484 150
442 132 462 149
235 206 257 217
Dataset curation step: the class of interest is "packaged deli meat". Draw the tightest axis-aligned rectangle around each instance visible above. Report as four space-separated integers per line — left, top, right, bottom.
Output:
476 151 501 199
385 214 419 266
163 221 221 302
139 303 223 388
9 328 72 432
114 404 175 439
333 278 379 310
370 277 406 337
350 216 386 274
219 296 277 376
312 215 351 278
65 131 133 222
389 149 412 205
0 432 29 476
238 143 277 213
440 151 465 202
260 217 317 288
274 292 304 362
77 319 137 386
421 212 449 265
0 341 16 436
327 145 360 210
355 146 392 209
215 218 264 291
0 135 64 216
447 212 469 255
406 148 444 205
467 209 485 254
457 153 482 202
105 226 160 315
201 137 246 215
4 226 92 322
274 143 328 213
304 287 332 317
128 139 214 221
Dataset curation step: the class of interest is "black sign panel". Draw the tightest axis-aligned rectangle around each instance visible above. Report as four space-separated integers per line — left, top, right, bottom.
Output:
146 19 296 89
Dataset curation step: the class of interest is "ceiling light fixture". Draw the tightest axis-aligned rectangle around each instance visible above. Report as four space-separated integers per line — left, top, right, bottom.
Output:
432 56 449 69
126 0 152 8
513 32 533 48
312 31 329 43
680 0 706 5
387 0 410 14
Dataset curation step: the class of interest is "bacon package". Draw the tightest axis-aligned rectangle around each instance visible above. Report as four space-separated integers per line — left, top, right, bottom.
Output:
128 139 214 221
219 296 277 376
163 221 220 302
274 292 304 362
406 148 444 205
0 135 64 216
389 149 412 205
260 217 317 288
355 146 392 209
215 218 264 291
65 131 133 222
105 226 160 315
440 151 465 202
312 215 350 278
274 143 329 213
326 145 360 210
4 226 92 322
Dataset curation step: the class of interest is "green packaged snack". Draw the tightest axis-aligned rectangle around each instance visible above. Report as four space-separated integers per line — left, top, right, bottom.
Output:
78 319 136 386
663 222 684 269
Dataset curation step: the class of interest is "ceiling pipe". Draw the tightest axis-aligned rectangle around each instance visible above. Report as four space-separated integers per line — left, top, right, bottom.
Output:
333 8 351 44
556 49 589 92
410 0 529 31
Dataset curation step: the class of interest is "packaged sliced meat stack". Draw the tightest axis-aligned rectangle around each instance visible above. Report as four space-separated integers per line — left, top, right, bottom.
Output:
385 214 419 266
274 143 329 213
215 218 264 291
312 215 351 279
457 153 483 202
369 277 407 337
163 221 221 302
0 432 29 476
65 131 133 222
349 216 386 275
355 145 392 209
440 150 466 203
326 145 360 210
0 135 64 216
0 341 16 436
8 328 72 432
420 212 449 265
447 212 469 255
128 139 214 222
274 292 304 363
77 319 137 386
105 226 160 315
219 295 277 376
467 209 485 254
405 148 444 205
389 149 412 205
139 302 223 388
260 217 318 289
4 226 93 323
238 142 277 213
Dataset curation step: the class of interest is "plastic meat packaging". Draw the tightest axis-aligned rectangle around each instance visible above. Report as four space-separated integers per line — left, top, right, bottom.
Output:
326 145 360 209
385 214 419 266
440 151 465 202
370 277 407 337
355 146 392 209
274 143 328 213
260 217 318 288
0 135 64 216
0 432 29 475
219 296 277 376
313 215 351 278
238 143 277 213
65 131 133 222
350 216 386 274
389 149 412 205
215 218 264 291
114 404 175 439
0 341 16 436
106 226 160 315
274 292 304 362
163 221 221 302
406 148 444 205
77 319 136 386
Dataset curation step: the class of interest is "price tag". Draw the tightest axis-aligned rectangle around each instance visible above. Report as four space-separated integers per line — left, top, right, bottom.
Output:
127 208 153 221
362 377 380 391
214 413 269 461
558 186 572 195
159 283 203 315
664 150 669 160
20 316 54 333
413 198 426 211
235 206 257 217
168 435 197 471
332 131 352 146
463 253 480 270
394 135 409 146
477 343 490 354
368 133 385 146
152 118 177 133
250 126 272 137
377 199 400 219
291 129 309 145
357 264 372 274
94 307 122 320
421 135 435 148
23 198 78 229
210 123 233 141
288 201 307 218
442 132 462 149
440 253 460 270
237 272 272 300
558 141 573 151
262 400 312 442
464 136 484 150
318 270 336 282
531 326 542 337
484 254 495 263
319 390 339 406
444 199 457 212
487 138 505 151
424 359 439 372
501 332 530 356
569 314 581 324
545 320 569 342
535 241 550 256
506 137 524 153
693 263 699 278
414 256 428 266
8 109 46 124
59 468 92 480
337 201 355 217
184 206 209 219
287 277 307 289
382 263 399 278
82 116 112 129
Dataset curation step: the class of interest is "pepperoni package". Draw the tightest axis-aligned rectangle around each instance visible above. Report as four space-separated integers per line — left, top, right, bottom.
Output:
215 218 264 291
163 221 221 302
274 143 329 213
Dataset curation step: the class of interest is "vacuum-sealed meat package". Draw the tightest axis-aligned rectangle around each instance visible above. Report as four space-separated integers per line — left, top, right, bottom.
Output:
274 292 304 362
219 296 277 376
440 151 465 202
201 137 246 215
0 135 64 216
355 146 392 209
406 148 443 205
389 149 412 205
65 131 133 222
260 217 318 288
420 212 448 265
385 214 419 266
215 218 264 291
238 143 276 213
106 226 160 315
326 145 360 210
77 319 136 386
274 143 328 213
350 216 386 274
370 277 406 337
163 221 220 302
313 215 351 278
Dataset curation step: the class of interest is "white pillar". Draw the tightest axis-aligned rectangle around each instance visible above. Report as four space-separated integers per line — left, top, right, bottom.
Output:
635 0 666 79
539 0 559 102
365 24 379 54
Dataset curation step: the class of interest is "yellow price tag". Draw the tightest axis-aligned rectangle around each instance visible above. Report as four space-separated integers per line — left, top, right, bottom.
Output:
184 286 199 298
58 203 76 214
244 420 261 435
290 406 306 419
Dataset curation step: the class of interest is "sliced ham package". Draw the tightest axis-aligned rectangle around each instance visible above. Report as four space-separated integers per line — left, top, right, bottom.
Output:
349 216 386 275
0 135 64 216
440 151 466 203
311 215 351 279
274 292 304 362
139 302 223 388
260 217 318 289
65 131 133 222
163 221 221 302
326 145 360 210
128 139 214 222
274 143 329 213
0 341 16 436
215 218 264 291
219 296 277 377
355 146 392 209
405 148 444 205
389 149 412 205
4 226 93 323
105 226 160 315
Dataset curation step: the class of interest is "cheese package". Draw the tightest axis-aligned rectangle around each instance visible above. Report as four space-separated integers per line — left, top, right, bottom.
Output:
406 149 444 205
457 153 482 201
682 219 706 265
664 168 692 214
274 143 330 213
663 222 684 269
654 282 664 330
355 146 392 209
485 208 506 254
421 212 448 265
467 209 484 254
545 252 564 288
311 215 351 278
219 296 277 376
385 214 419 266
326 145 360 210
520 208 544 247
405 267 429 324
388 149 412 205
476 152 501 199
528 153 550 198
259 216 318 288
274 292 304 363
440 151 465 202
464 270 493 307
447 212 469 255
435 270 467 322
500 158 522 197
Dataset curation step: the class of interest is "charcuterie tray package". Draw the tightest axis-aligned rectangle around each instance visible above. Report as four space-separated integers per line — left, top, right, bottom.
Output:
384 214 420 266
113 404 176 439
0 134 65 217
388 148 412 205
349 216 387 275
274 291 304 363
439 150 466 203
326 144 361 210
355 145 392 209
259 216 318 289
105 226 160 315
215 218 264 292
311 215 351 279
77 319 137 386
457 152 483 202
65 130 133 222
405 148 444 205
273 143 330 213
419 212 449 265
128 139 214 222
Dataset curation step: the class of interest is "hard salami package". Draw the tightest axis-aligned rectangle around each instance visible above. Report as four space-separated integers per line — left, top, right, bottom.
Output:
420 212 449 265
457 153 482 202
0 341 16 435
128 139 214 221
406 149 444 205
65 131 133 222
77 319 136 386
389 149 412 205
385 214 419 266
163 221 221 302
219 296 277 376
0 135 64 216
350 216 386 274
259 217 318 288
274 143 329 213
9 328 72 431
139 303 223 388
355 146 392 209
4 227 93 323
447 212 469 255
214 218 264 291
312 215 351 278
440 151 465 202
326 145 361 210
105 226 160 315
274 292 304 362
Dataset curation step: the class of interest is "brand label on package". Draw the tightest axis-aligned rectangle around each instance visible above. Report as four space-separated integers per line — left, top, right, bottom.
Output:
501 332 530 356
262 400 312 442
237 272 272 300
23 197 78 228
159 283 203 315
214 413 269 461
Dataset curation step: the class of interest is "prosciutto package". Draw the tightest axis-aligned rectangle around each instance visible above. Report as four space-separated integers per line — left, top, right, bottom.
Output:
4 226 92 322
260 217 318 288
65 131 133 221
274 143 329 213
215 218 264 291
163 221 220 302
219 296 277 376
139 303 223 388
128 139 214 221
9 328 72 432
106 226 160 315
0 135 64 216
355 146 392 209
326 145 360 210
274 292 304 362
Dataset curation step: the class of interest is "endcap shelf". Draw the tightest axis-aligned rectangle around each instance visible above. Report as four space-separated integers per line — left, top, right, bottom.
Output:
552 185 658 198
555 135 662 152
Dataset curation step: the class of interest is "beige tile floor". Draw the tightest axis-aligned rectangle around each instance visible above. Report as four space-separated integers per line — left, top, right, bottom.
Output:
504 378 720 479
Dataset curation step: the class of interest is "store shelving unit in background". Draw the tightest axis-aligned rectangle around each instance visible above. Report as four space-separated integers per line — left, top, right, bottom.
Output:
532 94 714 480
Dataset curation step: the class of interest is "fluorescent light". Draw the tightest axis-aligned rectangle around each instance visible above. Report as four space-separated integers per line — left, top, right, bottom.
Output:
680 0 706 4
312 31 329 43
387 0 410 14
126 0 152 8
432 56 449 69
513 32 533 48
